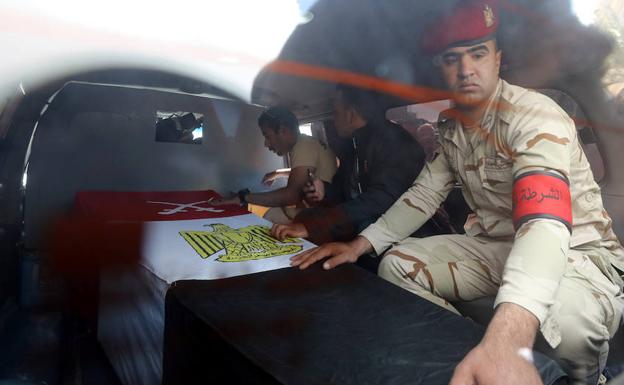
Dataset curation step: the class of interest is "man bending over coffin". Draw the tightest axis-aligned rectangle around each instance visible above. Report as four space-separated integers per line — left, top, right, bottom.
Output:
271 86 425 245
213 106 337 224
279 1 624 384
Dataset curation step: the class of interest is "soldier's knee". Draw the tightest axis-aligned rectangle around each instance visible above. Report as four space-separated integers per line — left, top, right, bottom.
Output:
548 315 609 385
378 253 402 282
378 251 432 292
555 315 609 361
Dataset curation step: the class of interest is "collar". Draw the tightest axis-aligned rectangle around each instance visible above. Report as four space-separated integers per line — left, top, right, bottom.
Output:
440 79 506 147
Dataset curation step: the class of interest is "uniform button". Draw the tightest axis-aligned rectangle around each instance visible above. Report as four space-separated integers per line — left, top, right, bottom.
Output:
585 193 594 202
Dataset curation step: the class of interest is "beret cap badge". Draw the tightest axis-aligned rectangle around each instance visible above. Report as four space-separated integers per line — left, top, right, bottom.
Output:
483 4 495 28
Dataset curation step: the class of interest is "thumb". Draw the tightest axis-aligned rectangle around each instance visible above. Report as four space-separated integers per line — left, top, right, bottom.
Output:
448 365 475 385
279 228 294 240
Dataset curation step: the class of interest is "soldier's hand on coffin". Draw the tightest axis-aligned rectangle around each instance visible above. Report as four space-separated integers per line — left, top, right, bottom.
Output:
262 170 290 186
290 241 360 270
302 177 325 203
271 222 309 241
290 236 373 270
211 194 240 206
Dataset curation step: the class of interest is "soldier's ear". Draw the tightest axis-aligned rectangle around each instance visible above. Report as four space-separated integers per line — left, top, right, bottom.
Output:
277 124 288 136
347 106 358 124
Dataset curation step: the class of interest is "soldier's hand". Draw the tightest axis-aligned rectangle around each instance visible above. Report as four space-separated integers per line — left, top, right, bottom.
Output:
261 171 278 186
271 223 309 241
290 242 360 270
303 177 325 203
449 342 543 385
210 195 240 206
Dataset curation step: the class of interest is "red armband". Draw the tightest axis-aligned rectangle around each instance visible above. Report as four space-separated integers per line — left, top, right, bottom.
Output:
512 171 572 233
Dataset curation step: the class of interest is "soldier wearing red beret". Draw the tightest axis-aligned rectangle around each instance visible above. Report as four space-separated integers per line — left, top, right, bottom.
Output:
284 1 624 384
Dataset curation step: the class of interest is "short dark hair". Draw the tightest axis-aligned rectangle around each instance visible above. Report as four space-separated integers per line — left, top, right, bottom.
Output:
335 85 384 122
258 106 299 133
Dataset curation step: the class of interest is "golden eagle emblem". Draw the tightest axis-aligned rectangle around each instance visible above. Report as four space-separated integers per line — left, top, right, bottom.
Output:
180 224 303 262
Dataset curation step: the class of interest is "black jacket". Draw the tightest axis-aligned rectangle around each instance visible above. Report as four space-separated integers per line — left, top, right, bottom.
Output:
295 119 425 244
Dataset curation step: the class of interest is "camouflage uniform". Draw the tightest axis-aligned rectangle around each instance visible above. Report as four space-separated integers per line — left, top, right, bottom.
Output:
360 79 624 384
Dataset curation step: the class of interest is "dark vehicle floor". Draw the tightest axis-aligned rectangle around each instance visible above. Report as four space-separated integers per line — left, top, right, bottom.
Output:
0 304 121 385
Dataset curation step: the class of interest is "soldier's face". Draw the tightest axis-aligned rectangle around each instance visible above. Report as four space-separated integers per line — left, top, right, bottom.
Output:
438 40 501 107
261 125 289 156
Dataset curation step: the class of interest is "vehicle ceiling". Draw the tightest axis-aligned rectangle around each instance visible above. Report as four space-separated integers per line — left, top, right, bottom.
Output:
252 0 613 121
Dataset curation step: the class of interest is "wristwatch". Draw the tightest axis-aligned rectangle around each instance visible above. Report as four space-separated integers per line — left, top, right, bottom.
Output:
238 188 250 207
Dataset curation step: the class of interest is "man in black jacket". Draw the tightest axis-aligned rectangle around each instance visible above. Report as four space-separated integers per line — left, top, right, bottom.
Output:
271 85 425 245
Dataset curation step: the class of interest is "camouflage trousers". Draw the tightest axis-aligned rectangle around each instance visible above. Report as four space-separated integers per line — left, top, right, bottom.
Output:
377 234 623 385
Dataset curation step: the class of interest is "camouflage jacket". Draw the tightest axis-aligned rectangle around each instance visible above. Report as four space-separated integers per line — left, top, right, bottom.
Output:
361 79 624 344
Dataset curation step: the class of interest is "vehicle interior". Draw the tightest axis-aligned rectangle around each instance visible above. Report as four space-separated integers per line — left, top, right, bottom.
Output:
0 0 623 384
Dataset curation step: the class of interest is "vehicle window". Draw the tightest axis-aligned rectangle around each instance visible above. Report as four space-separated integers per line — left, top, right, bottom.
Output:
155 111 203 144
299 122 312 136
595 1 624 101
386 100 451 161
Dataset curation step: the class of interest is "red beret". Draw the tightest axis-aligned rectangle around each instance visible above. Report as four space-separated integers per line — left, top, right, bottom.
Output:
421 0 499 55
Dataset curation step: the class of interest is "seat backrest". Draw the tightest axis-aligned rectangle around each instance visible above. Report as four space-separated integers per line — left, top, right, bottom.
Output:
538 89 606 182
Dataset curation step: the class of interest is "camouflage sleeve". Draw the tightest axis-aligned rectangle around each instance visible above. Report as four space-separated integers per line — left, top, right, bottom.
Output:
494 101 575 325
495 218 570 325
360 150 455 255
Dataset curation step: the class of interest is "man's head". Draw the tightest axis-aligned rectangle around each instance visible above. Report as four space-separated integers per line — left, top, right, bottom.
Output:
422 0 502 108
438 39 501 107
333 86 381 138
258 106 299 156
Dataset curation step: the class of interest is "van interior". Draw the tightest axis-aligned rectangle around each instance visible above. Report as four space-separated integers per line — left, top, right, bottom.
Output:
0 0 623 384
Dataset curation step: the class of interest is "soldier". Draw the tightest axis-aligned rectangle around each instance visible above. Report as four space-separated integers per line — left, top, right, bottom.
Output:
281 1 624 384
213 106 337 224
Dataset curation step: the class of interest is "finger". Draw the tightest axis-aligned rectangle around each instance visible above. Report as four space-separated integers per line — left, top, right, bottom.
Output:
448 365 475 385
322 253 353 270
298 247 334 269
274 227 286 241
291 246 329 268
278 229 292 241
290 246 319 264
277 227 294 241
270 224 282 238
